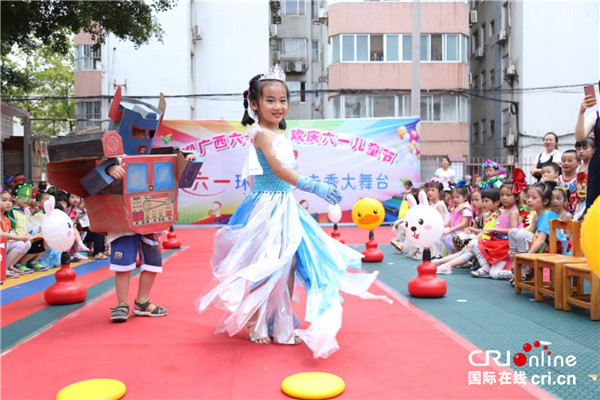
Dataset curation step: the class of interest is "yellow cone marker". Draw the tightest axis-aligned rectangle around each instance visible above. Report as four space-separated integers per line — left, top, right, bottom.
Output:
56 379 126 400
281 372 345 399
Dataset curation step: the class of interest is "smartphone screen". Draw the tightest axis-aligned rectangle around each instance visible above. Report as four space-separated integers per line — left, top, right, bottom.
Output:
584 84 596 101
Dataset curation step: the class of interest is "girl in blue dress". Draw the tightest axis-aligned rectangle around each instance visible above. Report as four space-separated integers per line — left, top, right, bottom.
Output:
197 66 390 358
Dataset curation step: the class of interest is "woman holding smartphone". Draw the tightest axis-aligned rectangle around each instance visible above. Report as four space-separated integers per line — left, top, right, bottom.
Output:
575 84 599 213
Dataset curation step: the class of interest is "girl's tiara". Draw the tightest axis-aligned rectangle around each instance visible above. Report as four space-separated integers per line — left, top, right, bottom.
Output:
259 64 286 82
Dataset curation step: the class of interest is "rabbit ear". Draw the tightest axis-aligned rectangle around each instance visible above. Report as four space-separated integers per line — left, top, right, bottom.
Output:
44 197 55 215
419 191 428 205
406 194 417 208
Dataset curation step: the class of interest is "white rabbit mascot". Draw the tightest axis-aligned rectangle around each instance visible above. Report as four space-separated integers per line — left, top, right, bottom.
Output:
41 197 87 304
402 191 447 297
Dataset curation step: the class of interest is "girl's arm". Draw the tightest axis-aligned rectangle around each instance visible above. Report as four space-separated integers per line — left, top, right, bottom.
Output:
0 231 29 241
436 204 445 218
444 216 469 235
528 232 547 254
575 95 596 142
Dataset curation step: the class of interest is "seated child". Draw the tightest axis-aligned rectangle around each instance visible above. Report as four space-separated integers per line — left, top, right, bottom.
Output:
540 161 560 182
441 184 473 254
479 160 504 189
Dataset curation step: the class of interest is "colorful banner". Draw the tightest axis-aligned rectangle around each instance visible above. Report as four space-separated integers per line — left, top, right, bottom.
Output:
155 118 421 225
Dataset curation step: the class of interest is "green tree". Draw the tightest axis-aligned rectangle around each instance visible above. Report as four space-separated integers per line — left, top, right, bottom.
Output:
1 0 176 93
5 46 75 136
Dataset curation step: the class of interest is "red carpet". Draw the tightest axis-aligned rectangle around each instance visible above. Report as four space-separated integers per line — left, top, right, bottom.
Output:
1 228 549 399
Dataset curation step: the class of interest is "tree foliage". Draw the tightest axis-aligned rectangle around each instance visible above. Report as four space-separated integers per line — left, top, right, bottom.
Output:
1 0 177 93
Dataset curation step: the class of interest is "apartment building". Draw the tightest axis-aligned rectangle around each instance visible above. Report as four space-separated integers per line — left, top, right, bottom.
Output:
326 0 471 158
469 0 600 161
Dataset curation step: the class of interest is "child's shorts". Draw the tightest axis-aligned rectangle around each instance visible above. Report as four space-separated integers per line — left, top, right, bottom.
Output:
110 234 162 273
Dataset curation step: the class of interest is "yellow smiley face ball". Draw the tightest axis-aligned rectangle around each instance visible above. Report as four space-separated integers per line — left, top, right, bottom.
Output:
352 198 385 231
581 196 600 277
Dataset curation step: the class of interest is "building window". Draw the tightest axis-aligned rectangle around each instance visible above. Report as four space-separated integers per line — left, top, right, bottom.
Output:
329 33 468 64
489 20 495 37
331 35 340 63
288 81 301 102
75 44 101 71
430 34 443 61
490 119 495 137
502 108 510 137
386 35 399 61
445 34 459 62
342 35 355 62
481 119 486 144
76 101 102 128
481 70 487 90
331 96 341 119
282 0 306 16
472 122 479 144
312 40 319 62
282 38 308 59
490 69 495 88
344 95 367 118
472 31 478 55
332 94 468 121
371 96 396 117
370 35 384 61
402 35 412 61
357 35 369 61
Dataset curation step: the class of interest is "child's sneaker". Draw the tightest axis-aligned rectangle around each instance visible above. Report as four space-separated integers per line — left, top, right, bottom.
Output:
16 265 34 274
77 242 91 252
29 263 48 271
471 268 490 278
436 264 452 275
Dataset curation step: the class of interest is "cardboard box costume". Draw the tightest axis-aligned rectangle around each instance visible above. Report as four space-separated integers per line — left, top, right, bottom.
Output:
46 88 202 235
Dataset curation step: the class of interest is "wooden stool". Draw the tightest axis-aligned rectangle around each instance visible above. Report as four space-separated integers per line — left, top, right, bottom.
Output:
563 263 600 320
535 256 586 309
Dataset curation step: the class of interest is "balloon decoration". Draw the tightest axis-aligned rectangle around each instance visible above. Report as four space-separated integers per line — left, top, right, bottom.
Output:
41 197 87 305
397 125 407 140
402 191 446 298
581 196 600 277
352 198 385 262
328 204 344 243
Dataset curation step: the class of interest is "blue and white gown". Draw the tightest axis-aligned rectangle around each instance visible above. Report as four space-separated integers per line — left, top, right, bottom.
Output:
197 126 391 359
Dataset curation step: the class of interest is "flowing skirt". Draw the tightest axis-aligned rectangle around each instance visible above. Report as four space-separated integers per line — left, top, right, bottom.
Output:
196 190 391 358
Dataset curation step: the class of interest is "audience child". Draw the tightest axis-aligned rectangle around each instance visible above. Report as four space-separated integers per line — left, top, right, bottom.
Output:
479 160 504 189
433 188 501 274
1 189 32 278
541 161 560 182
508 182 566 281
441 184 473 254
426 181 449 259
469 184 520 279
574 138 595 219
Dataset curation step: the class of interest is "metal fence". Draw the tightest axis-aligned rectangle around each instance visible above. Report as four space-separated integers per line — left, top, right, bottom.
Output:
420 155 539 187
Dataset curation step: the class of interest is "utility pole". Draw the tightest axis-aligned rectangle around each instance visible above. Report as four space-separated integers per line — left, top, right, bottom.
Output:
411 0 421 117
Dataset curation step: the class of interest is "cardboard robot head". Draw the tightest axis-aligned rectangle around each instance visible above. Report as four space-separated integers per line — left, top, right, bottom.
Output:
108 87 166 156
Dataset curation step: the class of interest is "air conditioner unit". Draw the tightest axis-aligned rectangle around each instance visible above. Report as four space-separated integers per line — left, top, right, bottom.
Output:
503 133 516 147
269 24 278 37
470 10 478 25
497 29 507 43
475 47 484 58
285 62 296 73
318 8 328 19
192 25 203 41
294 61 305 72
468 72 473 85
270 0 280 11
272 51 281 63
505 64 516 77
